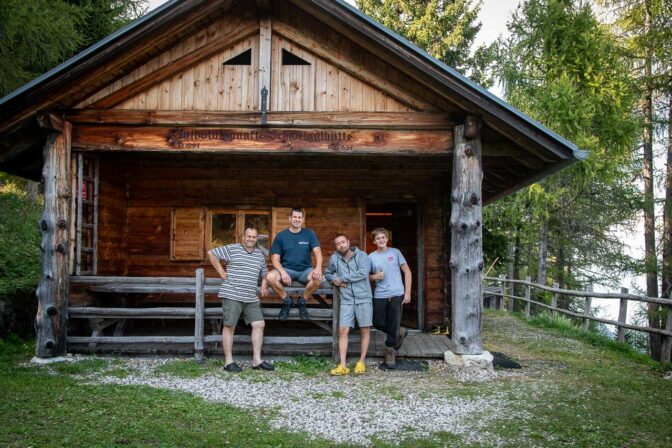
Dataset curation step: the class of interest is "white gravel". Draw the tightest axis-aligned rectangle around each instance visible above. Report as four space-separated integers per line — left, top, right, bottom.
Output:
65 356 528 446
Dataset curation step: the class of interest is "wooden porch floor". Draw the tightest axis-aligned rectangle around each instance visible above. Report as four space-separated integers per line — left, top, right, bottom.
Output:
68 329 451 359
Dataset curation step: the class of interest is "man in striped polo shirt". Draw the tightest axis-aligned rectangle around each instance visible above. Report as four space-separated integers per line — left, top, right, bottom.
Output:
207 226 274 372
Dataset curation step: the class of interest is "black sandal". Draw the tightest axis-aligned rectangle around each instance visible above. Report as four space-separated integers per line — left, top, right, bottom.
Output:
224 362 243 372
251 361 275 371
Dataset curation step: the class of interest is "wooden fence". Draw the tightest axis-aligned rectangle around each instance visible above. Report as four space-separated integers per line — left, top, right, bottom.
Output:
483 275 672 363
68 269 340 362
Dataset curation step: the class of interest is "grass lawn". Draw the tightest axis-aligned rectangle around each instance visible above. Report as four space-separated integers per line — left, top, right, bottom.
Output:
1 312 671 447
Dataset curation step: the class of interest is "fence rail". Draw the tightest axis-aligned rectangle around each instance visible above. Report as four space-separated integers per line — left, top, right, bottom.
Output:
68 269 339 362
484 275 672 363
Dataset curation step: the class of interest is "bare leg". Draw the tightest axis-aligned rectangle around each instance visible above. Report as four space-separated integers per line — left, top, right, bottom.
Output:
222 325 235 365
267 270 289 300
359 327 370 363
338 326 350 366
250 320 265 366
303 275 322 300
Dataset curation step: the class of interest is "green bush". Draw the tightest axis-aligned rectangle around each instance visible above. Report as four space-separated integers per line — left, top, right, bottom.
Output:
0 178 42 296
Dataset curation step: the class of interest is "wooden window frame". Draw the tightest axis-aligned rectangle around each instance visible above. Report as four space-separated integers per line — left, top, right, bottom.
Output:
206 208 273 257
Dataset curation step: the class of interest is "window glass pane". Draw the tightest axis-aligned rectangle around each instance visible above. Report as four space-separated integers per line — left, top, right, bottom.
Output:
211 213 236 249
244 213 271 256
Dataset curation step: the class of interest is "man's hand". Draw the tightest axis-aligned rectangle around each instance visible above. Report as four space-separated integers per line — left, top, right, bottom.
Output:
311 266 322 281
280 270 292 286
332 277 343 287
403 293 411 305
372 269 384 281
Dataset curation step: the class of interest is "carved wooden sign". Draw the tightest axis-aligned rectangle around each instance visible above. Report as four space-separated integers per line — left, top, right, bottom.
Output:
72 126 453 155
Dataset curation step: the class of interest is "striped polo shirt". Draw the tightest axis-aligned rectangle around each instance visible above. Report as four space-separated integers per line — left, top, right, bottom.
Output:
210 243 268 303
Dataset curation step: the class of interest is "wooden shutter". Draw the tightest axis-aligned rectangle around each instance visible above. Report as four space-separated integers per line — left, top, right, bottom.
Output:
171 208 205 260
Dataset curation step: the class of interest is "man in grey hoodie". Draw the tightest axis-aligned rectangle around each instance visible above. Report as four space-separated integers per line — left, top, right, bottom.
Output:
325 234 373 375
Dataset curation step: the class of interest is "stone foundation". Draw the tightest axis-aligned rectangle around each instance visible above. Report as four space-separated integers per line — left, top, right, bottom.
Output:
444 350 494 372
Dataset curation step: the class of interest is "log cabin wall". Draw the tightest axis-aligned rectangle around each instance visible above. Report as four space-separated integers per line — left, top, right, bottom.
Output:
97 158 128 275
92 153 449 328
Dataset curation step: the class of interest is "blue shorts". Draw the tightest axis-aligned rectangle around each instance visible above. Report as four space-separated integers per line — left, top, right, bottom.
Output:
339 301 373 328
284 267 314 284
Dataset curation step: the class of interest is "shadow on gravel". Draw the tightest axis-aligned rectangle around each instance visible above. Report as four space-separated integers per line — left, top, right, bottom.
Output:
377 359 429 372
492 352 522 369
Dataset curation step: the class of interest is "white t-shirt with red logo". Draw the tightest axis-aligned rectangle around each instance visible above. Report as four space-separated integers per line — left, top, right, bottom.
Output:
368 248 407 299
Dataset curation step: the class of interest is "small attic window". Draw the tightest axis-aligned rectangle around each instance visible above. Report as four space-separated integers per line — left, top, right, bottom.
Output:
282 49 310 66
223 49 252 65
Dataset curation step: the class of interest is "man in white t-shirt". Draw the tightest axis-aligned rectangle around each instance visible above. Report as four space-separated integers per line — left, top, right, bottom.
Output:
208 226 274 372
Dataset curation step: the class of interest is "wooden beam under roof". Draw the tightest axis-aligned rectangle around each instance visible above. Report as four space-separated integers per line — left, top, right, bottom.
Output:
65 110 456 129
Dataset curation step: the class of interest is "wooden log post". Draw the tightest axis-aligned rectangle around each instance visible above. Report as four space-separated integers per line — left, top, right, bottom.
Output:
551 282 559 317
449 116 484 355
617 287 628 343
498 274 506 311
35 117 72 358
332 288 340 363
582 285 593 332
524 276 532 318
194 268 205 363
660 296 672 363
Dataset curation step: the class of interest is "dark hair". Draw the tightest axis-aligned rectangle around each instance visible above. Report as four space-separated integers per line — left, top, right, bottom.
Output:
290 207 304 216
333 233 348 241
243 226 259 235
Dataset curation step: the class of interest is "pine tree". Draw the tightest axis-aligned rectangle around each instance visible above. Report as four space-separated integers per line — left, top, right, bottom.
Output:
355 0 495 87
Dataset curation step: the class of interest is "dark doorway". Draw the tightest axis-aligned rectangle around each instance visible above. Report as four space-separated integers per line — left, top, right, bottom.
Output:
365 203 419 329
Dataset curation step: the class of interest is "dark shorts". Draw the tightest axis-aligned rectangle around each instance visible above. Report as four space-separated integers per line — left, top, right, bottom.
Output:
284 267 314 284
222 299 264 326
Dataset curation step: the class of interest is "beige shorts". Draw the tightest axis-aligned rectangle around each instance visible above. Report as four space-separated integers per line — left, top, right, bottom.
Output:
222 299 264 326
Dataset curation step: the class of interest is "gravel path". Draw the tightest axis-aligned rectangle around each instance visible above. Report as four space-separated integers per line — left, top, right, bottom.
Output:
68 356 530 446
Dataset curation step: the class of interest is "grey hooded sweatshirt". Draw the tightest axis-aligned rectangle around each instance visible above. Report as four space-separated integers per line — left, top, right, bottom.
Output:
325 247 373 305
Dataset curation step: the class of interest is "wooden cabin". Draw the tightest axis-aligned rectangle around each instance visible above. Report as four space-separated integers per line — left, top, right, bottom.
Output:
0 0 584 359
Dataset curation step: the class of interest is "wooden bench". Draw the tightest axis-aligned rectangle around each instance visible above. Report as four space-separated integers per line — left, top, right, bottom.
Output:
68 269 340 361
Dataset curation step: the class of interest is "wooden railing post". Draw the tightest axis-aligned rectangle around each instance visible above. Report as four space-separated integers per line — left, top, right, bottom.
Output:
498 274 506 310
661 301 672 363
332 288 340 363
524 276 531 318
551 283 559 317
508 275 515 312
617 287 628 343
582 285 593 332
194 268 205 363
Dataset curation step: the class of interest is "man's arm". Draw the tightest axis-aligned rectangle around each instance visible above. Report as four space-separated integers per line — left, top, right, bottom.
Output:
271 253 292 285
311 246 323 280
207 251 228 280
400 263 412 304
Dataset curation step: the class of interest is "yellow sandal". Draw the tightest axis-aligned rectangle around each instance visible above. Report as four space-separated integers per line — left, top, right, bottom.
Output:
354 361 366 374
330 364 350 376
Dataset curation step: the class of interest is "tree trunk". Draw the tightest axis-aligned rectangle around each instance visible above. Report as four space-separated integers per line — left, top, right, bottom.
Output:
35 124 72 358
642 4 661 359
26 180 39 201
512 230 521 310
449 116 484 355
537 216 549 288
661 76 672 360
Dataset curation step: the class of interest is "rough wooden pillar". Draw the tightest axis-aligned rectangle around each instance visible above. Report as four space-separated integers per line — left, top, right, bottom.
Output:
449 115 484 355
35 115 72 358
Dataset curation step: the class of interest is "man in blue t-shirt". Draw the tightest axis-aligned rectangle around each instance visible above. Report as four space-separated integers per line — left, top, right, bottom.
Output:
267 207 323 320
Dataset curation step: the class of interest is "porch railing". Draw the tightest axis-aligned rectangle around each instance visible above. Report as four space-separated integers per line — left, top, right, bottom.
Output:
68 269 339 362
483 275 672 363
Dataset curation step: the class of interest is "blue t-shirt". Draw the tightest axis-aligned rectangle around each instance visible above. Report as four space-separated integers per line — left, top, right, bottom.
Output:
271 228 320 271
368 248 407 299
